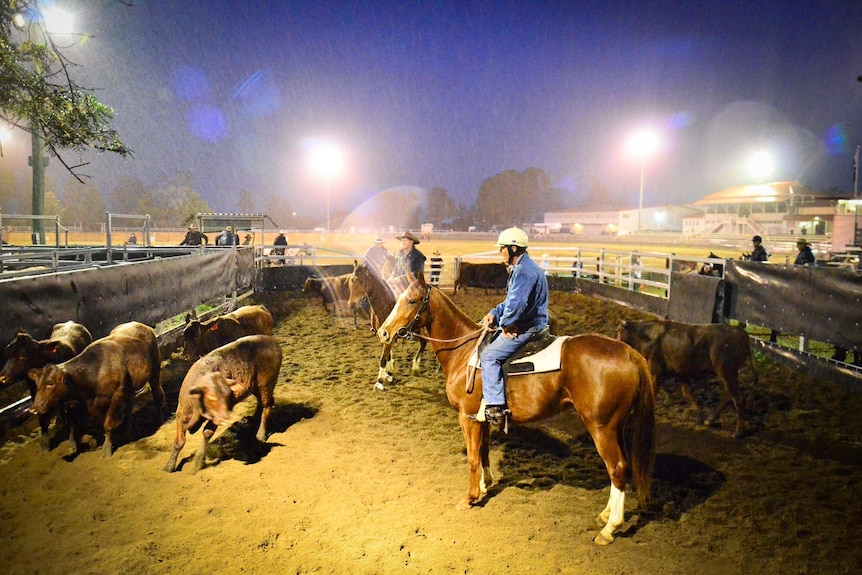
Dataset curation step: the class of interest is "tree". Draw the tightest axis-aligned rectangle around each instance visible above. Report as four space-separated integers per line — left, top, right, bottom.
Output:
0 0 130 177
138 172 211 228
237 189 255 213
107 176 147 214
425 187 458 225
61 179 105 227
476 168 552 226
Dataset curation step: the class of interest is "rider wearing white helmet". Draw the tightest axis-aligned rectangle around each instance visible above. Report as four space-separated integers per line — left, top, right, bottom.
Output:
472 226 549 425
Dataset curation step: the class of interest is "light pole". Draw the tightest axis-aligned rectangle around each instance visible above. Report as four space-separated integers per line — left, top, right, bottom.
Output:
26 7 74 244
629 130 659 232
308 142 345 233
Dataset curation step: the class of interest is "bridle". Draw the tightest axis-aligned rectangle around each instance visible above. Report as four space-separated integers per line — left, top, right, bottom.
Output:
395 285 431 341
394 285 485 346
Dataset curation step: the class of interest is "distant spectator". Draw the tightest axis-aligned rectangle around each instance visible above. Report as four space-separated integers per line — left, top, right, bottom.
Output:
180 224 208 246
429 250 443 286
540 254 550 275
242 232 254 246
273 230 288 265
749 235 769 262
216 225 237 246
793 238 816 266
126 232 138 246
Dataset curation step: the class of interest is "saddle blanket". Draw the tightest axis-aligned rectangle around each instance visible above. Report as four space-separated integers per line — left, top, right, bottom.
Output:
468 335 569 375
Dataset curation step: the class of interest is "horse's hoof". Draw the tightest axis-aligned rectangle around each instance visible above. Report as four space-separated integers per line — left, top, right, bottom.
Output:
373 382 385 391
455 498 474 511
593 532 614 546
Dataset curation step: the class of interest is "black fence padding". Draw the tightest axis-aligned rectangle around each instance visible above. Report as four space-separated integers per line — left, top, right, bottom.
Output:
255 265 355 292
568 277 669 319
0 250 237 343
668 273 723 324
725 260 862 351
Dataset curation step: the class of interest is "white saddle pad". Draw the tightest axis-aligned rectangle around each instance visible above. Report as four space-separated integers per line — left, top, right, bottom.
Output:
468 335 568 374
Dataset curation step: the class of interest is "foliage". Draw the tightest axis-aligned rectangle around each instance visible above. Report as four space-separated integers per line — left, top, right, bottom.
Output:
476 168 553 226
136 172 211 227
60 179 104 226
0 0 130 178
424 186 459 225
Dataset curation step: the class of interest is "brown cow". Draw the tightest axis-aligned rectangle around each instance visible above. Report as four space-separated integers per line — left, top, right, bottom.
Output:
28 321 165 457
1 321 93 450
182 304 274 360
453 262 508 294
302 274 351 312
164 334 283 473
618 319 757 438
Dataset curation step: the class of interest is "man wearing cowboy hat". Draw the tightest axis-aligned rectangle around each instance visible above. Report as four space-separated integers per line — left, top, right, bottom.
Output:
364 236 389 277
216 225 237 246
793 238 816 266
179 223 208 246
391 230 426 283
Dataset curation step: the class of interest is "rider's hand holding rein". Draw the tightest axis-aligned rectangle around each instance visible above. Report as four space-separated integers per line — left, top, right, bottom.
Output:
482 313 496 329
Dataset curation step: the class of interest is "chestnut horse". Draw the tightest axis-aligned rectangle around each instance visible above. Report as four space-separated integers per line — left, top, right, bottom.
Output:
348 260 427 389
377 274 656 545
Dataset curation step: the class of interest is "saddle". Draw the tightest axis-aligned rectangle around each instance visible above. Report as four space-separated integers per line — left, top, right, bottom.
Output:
470 327 566 375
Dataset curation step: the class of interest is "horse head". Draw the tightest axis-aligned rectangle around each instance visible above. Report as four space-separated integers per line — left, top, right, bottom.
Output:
377 272 431 345
348 260 373 310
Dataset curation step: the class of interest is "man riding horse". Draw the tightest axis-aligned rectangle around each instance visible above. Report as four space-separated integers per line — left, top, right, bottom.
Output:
471 226 549 425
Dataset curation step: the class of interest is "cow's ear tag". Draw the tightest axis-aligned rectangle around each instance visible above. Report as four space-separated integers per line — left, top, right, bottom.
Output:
209 324 219 332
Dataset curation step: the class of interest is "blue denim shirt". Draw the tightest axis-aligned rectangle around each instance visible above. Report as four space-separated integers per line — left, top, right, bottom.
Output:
490 252 549 333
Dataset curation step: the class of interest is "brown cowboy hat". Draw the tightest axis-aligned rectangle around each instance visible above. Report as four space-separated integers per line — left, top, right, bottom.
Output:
396 231 421 244
796 238 808 246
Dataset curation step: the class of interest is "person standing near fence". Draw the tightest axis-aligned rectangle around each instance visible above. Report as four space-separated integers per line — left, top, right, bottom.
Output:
429 250 443 286
180 224 208 246
273 230 288 265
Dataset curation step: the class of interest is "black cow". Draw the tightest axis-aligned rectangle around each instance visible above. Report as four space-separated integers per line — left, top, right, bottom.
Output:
453 262 508 294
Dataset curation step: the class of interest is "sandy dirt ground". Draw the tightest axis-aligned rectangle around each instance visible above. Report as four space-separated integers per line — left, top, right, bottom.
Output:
1 290 861 575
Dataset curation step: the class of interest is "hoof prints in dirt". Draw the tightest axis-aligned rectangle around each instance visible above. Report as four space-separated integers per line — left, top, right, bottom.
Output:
201 403 318 468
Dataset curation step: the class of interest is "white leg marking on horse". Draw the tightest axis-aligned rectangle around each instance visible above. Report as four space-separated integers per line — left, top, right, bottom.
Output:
597 484 625 543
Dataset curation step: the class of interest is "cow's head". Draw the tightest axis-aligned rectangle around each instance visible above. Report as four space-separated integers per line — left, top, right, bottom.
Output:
188 372 235 426
617 320 639 345
0 332 37 386
28 364 70 415
182 319 204 360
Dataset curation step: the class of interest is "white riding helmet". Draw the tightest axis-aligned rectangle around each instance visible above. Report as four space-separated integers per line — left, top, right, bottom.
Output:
495 227 529 248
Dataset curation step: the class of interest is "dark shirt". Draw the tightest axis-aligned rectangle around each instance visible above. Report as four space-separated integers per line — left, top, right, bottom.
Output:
216 230 237 246
750 244 768 262
794 246 816 266
180 230 208 246
395 246 426 278
273 234 288 255
364 245 388 273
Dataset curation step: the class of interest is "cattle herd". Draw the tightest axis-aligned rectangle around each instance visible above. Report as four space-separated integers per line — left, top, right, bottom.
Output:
1 278 761 493
0 304 276 471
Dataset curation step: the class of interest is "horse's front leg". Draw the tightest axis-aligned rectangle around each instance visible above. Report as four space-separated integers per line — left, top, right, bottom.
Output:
410 339 427 374
374 344 394 390
456 412 487 510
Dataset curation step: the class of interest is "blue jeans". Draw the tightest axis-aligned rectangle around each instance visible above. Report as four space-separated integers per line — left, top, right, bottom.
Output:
480 326 544 406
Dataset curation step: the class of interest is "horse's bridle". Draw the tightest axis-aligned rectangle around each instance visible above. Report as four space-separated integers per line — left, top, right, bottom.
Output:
396 285 431 341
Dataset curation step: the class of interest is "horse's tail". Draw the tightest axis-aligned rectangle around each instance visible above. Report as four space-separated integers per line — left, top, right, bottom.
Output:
625 348 656 510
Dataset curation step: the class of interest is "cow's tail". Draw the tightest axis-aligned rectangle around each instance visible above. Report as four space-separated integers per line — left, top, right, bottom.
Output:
624 348 656 511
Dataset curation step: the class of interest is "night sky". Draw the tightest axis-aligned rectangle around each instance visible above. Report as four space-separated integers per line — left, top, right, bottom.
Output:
5 0 862 224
